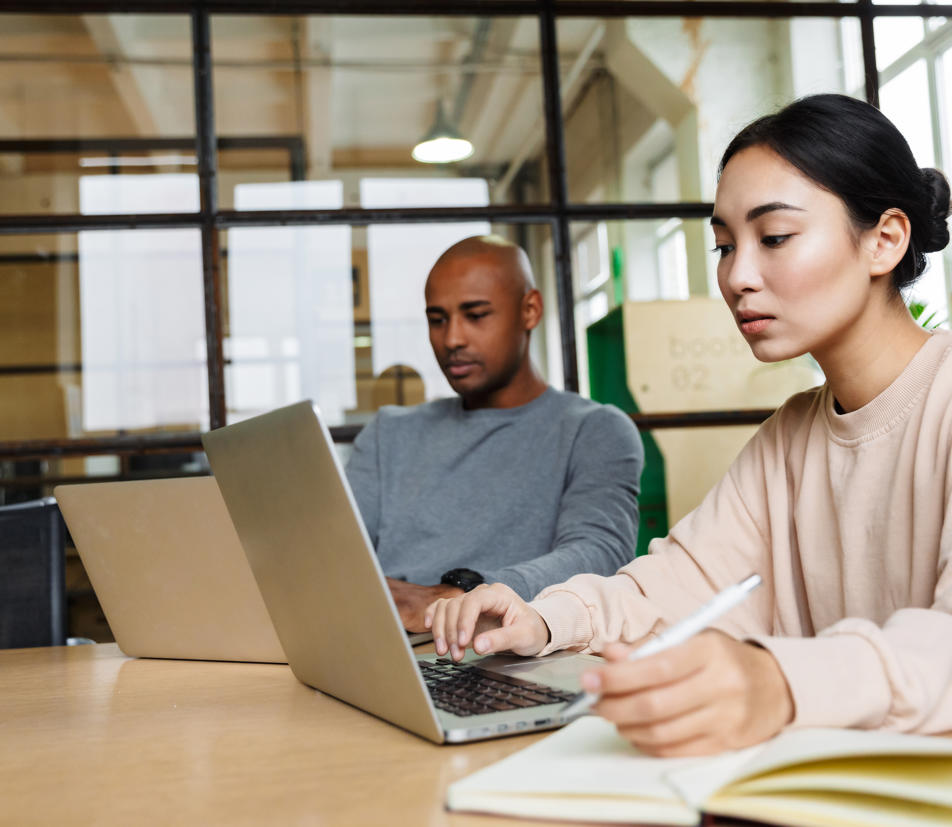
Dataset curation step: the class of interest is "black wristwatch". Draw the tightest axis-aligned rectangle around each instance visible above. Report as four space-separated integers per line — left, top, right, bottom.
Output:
440 568 485 592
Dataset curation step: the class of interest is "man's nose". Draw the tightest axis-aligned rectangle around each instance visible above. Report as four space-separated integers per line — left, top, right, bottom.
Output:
444 314 466 348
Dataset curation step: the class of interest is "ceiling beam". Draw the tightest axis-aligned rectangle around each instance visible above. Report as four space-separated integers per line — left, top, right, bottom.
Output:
82 15 170 136
300 17 333 177
457 19 520 157
602 21 693 128
493 21 605 199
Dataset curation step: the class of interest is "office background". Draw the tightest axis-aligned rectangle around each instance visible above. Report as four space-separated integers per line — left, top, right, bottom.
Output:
1 1 950 637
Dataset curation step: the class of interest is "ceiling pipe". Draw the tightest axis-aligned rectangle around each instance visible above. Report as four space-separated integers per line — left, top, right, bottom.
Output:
494 21 605 199
451 18 493 127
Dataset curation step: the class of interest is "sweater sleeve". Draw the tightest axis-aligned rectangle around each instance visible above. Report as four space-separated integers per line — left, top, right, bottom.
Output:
531 401 952 734
482 404 644 600
343 415 382 546
752 545 952 734
530 427 777 655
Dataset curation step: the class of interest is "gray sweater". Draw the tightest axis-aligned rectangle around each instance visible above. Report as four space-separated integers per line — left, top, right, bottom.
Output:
345 388 644 600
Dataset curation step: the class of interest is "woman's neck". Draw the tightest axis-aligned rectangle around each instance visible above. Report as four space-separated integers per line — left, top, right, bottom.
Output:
814 293 930 413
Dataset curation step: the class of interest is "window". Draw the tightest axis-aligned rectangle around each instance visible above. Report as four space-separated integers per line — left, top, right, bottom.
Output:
874 14 952 325
0 2 944 500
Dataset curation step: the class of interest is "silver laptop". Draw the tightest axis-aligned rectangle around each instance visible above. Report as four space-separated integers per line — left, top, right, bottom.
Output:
201 400 599 744
55 477 286 663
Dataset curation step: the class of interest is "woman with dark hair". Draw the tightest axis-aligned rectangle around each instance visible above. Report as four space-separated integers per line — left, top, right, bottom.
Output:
425 93 952 756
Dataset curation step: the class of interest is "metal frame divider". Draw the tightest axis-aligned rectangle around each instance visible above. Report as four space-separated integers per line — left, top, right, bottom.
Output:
192 9 227 429
0 0 909 471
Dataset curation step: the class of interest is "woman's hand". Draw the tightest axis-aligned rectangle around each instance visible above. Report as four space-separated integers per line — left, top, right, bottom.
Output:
424 583 550 661
588 630 794 756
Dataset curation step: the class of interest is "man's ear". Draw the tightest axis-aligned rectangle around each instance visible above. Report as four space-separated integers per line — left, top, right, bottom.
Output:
522 288 543 331
868 209 911 278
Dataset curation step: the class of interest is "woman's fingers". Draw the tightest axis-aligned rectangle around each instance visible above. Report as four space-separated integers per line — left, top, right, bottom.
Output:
424 583 549 659
590 631 794 756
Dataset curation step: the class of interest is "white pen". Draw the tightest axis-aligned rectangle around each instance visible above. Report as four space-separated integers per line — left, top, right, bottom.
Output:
561 573 763 719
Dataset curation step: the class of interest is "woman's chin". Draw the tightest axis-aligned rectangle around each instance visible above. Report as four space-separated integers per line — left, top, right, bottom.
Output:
746 339 804 364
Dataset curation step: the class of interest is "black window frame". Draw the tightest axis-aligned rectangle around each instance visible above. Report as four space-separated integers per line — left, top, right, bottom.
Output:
1 0 945 467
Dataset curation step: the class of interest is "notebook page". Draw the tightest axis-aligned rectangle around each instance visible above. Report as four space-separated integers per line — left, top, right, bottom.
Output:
705 788 952 827
667 727 952 815
448 717 729 825
723 754 952 806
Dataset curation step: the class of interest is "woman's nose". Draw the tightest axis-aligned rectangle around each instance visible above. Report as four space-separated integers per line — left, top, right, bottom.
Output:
722 246 764 295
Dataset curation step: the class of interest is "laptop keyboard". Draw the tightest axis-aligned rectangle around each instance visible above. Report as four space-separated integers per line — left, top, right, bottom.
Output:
419 658 578 717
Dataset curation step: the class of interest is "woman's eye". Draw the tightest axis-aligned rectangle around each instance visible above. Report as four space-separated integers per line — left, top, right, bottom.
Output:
762 234 792 248
711 244 734 259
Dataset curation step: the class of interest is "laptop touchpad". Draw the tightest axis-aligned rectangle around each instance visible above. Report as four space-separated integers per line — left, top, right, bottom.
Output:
475 651 599 692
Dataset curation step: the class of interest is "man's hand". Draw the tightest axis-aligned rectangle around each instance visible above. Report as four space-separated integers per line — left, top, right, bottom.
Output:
386 577 462 633
424 583 550 661
587 630 794 757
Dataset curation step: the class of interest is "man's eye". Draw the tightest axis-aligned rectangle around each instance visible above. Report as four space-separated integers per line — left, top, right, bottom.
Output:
467 312 489 321
427 316 445 326
762 234 792 248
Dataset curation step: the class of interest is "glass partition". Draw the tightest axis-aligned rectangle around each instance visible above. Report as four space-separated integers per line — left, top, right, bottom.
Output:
0 14 195 216
220 221 555 426
0 228 207 442
211 15 547 210
556 17 864 205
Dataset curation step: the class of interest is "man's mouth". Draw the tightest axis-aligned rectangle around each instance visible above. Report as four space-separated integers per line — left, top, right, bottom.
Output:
445 360 479 378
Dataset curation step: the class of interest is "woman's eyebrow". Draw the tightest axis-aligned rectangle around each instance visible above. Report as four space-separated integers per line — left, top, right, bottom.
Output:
747 201 805 221
710 201 805 227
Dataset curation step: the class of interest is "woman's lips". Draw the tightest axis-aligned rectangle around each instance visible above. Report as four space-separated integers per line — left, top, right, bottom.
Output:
739 316 774 335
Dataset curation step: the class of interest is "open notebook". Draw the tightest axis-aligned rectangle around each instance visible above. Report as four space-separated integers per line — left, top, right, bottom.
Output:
447 716 952 827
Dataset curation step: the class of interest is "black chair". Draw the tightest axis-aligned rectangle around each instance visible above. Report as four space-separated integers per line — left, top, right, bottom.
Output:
0 497 67 649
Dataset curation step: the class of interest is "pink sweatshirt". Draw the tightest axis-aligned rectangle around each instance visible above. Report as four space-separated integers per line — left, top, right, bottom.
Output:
533 331 952 734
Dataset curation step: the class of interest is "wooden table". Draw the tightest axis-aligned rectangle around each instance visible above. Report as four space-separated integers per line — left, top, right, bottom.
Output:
0 643 569 826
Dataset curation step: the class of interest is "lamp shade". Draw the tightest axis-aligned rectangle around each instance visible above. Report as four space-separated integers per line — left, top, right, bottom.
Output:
412 101 474 164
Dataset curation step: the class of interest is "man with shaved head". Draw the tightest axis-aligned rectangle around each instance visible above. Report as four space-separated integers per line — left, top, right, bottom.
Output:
345 235 643 632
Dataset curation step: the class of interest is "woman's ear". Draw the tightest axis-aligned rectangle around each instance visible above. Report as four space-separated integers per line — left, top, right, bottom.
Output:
868 209 911 277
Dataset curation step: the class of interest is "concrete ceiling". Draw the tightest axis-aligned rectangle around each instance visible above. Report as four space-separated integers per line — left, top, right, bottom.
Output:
0 13 604 174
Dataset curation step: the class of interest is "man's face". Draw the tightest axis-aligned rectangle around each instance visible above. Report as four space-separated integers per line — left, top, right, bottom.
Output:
424 254 531 406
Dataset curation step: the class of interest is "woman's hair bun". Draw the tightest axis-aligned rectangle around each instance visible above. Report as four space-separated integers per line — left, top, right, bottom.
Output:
920 167 951 254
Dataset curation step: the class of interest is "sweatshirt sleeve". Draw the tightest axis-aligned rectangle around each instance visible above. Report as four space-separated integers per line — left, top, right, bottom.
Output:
482 404 644 600
530 399 952 734
530 426 777 655
752 545 952 734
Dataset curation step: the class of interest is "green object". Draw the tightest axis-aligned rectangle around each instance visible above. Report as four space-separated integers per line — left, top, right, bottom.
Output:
587 306 668 558
610 246 625 307
908 300 947 331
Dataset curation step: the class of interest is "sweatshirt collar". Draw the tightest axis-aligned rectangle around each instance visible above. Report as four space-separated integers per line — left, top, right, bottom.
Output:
824 331 951 442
